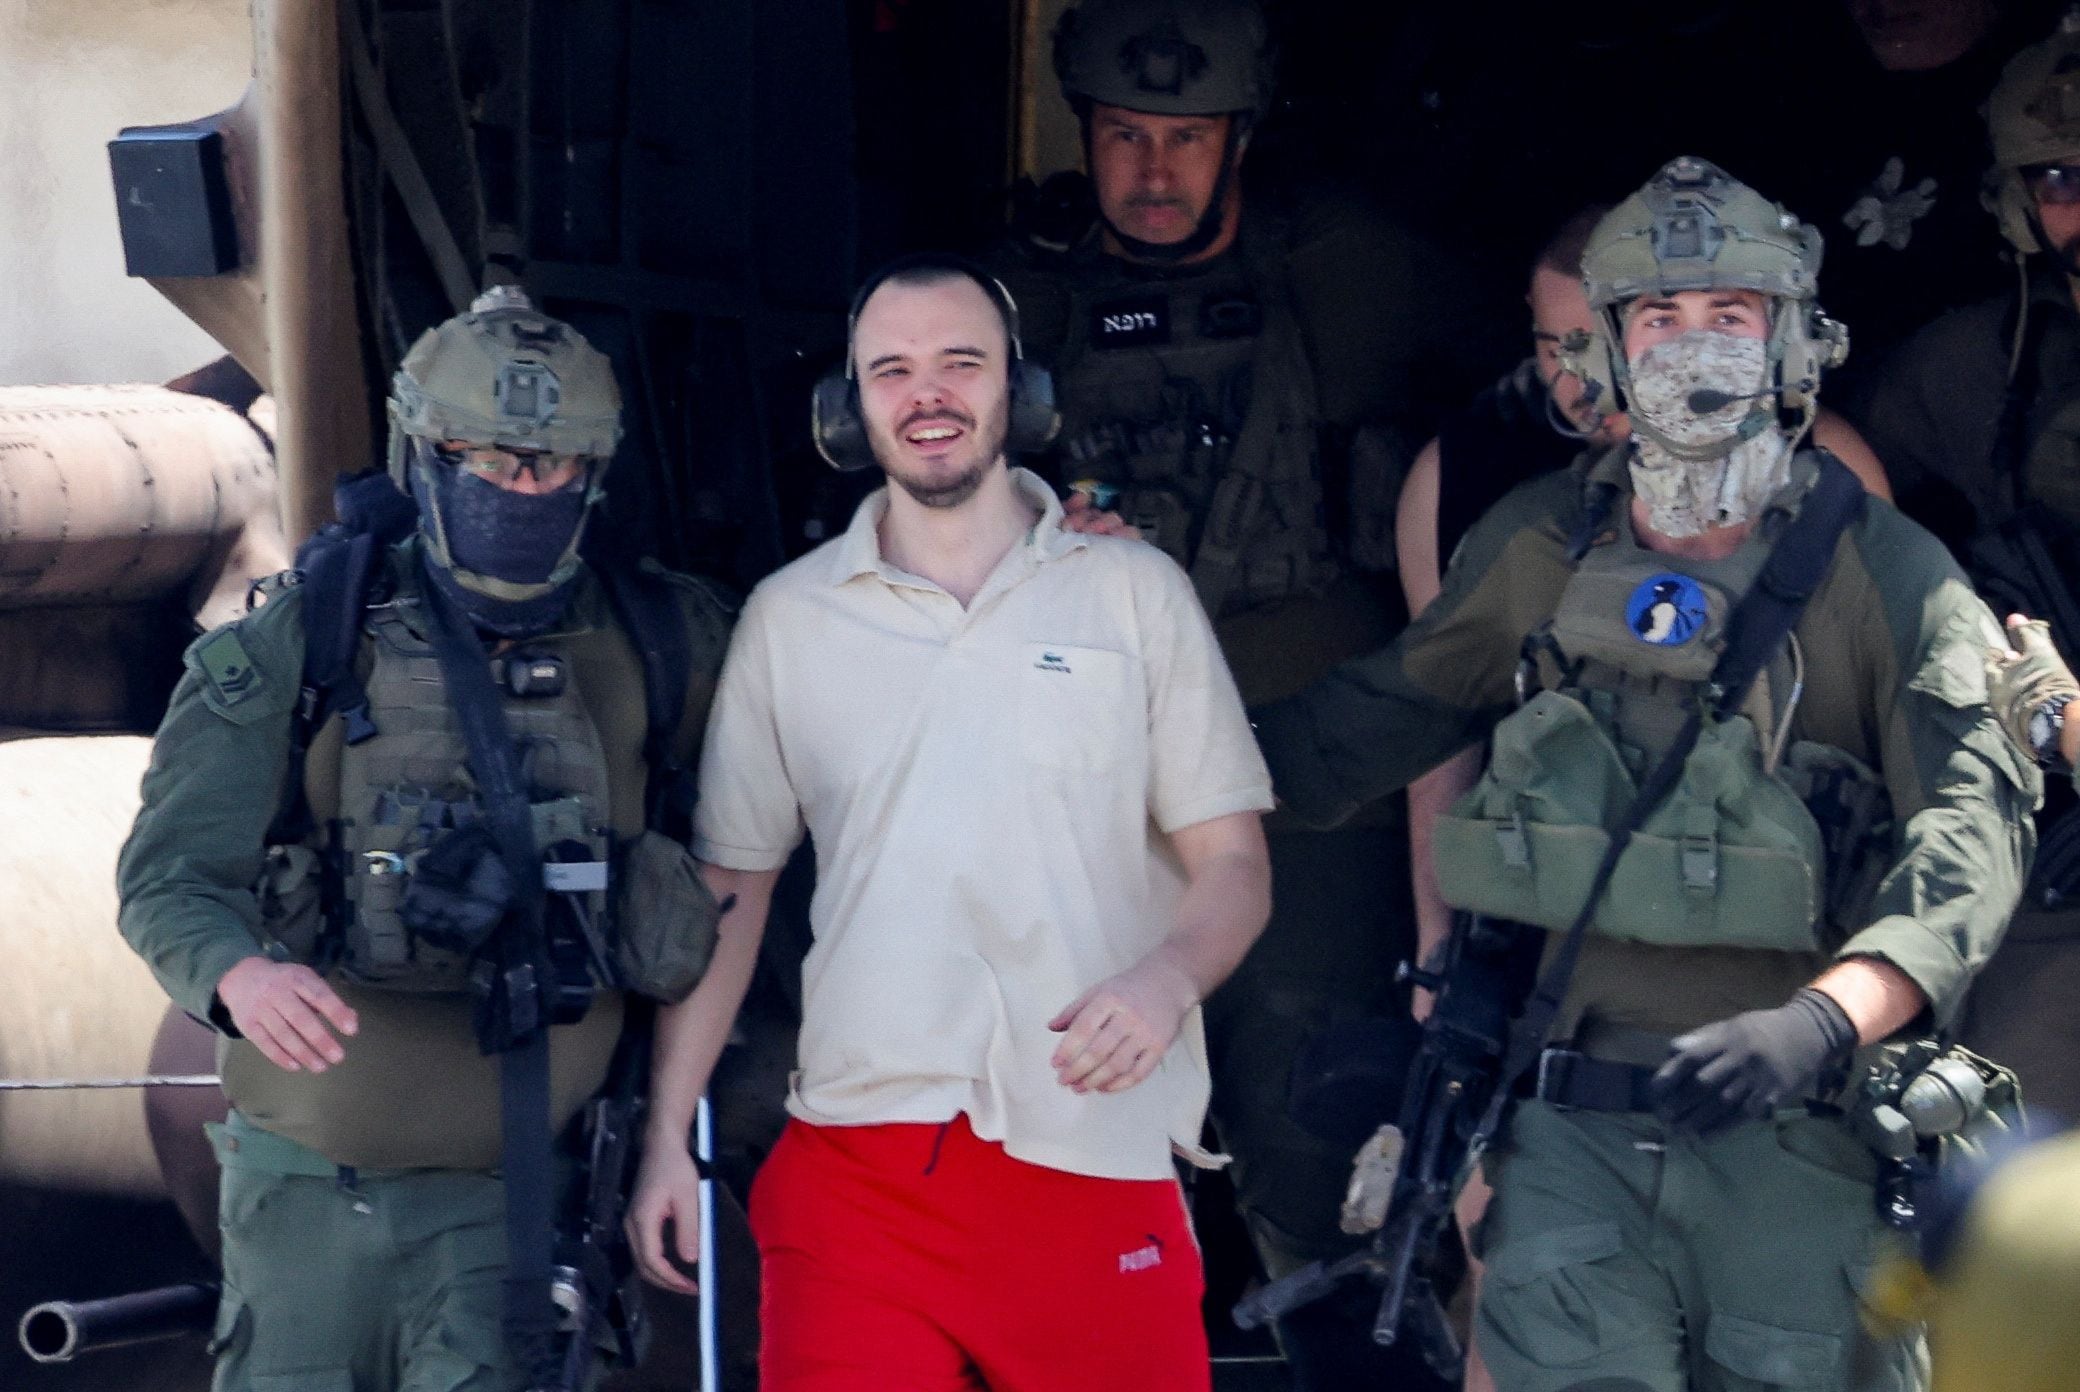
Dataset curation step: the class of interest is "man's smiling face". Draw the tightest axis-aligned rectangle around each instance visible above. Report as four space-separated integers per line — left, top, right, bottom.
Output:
853 273 1013 509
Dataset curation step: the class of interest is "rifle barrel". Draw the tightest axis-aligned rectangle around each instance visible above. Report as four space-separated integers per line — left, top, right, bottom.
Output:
18 1281 220 1362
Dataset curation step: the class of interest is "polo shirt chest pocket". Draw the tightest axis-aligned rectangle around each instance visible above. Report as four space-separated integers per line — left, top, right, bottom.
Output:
1018 643 1137 772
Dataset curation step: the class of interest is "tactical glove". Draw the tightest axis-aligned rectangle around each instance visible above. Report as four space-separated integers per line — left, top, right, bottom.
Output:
1650 987 1857 1134
1986 617 2079 764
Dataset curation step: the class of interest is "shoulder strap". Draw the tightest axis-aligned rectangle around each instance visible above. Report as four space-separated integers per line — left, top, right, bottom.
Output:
415 554 564 1387
1477 451 1867 1140
266 472 418 844
1710 451 1867 719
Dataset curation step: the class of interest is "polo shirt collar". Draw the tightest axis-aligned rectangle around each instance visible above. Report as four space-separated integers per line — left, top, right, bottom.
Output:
832 466 1087 586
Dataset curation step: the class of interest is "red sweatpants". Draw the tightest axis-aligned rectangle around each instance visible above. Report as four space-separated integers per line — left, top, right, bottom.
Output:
750 1114 1211 1391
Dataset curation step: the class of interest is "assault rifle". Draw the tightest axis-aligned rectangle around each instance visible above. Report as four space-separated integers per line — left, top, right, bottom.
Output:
1232 913 1543 1381
549 1009 651 1389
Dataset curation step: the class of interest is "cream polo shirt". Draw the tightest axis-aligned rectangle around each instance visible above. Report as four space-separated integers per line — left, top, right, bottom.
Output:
694 468 1273 1181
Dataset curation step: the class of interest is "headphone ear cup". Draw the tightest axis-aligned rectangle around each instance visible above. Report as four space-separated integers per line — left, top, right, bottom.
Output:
811 370 875 472
1006 359 1061 456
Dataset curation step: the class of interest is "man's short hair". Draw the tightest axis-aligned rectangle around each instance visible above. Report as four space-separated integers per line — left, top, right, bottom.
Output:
848 254 1021 368
1535 204 1615 281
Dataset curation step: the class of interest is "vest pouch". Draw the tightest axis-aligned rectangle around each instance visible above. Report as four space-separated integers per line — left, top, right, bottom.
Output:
338 813 476 993
1600 716 1827 952
613 831 720 1004
1433 694 1828 951
254 843 326 963
1547 551 1736 686
1432 690 1638 929
1778 741 1893 938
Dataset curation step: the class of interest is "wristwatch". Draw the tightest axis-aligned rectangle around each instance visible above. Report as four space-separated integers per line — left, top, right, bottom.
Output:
2027 692 2076 766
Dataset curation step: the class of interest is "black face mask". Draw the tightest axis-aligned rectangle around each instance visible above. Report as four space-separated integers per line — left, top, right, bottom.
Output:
411 457 591 636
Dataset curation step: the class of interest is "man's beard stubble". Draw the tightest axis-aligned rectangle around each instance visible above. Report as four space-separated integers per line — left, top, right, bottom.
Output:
894 458 989 509
880 401 1009 510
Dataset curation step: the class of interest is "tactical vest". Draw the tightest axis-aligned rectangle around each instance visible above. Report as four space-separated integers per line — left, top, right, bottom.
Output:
254 577 716 1001
1432 452 1892 952
1051 223 1335 618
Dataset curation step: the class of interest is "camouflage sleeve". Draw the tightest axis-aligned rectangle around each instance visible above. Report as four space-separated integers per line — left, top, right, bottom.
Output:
1846 547 2041 1029
1251 475 1565 827
116 585 308 1026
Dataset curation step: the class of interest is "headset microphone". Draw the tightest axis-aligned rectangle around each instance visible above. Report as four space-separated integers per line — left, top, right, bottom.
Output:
1685 386 1776 414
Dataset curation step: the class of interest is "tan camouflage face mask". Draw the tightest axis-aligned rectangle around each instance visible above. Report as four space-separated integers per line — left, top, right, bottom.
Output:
1626 330 1792 539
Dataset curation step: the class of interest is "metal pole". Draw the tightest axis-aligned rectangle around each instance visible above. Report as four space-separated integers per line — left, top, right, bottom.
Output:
0 1075 220 1092
695 1094 719 1392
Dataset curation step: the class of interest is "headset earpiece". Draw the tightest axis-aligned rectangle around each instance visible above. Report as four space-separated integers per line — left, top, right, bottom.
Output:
1006 358 1061 455
811 370 875 472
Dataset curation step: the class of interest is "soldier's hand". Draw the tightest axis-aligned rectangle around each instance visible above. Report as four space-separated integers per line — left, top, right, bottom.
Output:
1048 957 1196 1094
1061 491 1143 542
1649 988 1858 1134
626 1145 703 1296
1986 614 2080 764
214 957 358 1072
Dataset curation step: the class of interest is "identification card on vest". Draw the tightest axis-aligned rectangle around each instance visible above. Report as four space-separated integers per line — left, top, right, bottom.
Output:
1090 294 1170 349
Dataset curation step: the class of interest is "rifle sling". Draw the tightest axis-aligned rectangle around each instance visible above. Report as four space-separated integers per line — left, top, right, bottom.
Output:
416 558 563 1388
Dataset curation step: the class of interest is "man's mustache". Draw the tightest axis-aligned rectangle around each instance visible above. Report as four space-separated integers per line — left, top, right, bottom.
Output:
898 408 974 435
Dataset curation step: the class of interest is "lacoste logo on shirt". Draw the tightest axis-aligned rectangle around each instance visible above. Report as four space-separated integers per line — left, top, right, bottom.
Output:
1034 651 1073 675
1119 1235 1164 1273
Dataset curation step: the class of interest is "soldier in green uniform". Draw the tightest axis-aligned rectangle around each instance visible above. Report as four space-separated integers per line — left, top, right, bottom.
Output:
1254 157 2037 1392
116 287 734 1392
1852 17 2080 1131
994 1 1508 1382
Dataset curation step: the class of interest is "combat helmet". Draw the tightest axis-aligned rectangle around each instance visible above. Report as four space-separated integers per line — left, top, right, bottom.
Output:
388 285 622 616
1563 156 1847 446
1985 13 2080 257
1053 0 1274 124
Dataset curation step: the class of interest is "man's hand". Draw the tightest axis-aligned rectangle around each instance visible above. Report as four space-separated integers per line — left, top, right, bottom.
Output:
1061 490 1143 541
1649 988 1858 1134
1987 613 2080 764
1048 956 1197 1094
626 1143 704 1296
215 957 359 1072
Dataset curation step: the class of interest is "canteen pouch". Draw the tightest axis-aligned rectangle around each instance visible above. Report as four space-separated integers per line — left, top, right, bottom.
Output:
1432 689 1827 951
612 830 720 1003
254 843 327 963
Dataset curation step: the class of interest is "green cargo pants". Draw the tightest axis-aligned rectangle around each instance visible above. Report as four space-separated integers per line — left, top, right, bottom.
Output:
1476 1100 1928 1392
206 1111 528 1392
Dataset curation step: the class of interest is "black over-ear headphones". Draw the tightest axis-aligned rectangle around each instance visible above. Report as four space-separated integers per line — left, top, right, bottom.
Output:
811 252 1061 473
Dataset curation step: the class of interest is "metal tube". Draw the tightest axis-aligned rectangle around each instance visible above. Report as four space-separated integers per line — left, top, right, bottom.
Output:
695 1095 719 1392
0 385 282 621
18 1281 220 1363
0 1075 220 1092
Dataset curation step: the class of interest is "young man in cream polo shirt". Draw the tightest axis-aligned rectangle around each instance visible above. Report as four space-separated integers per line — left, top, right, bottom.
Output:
626 255 1274 1390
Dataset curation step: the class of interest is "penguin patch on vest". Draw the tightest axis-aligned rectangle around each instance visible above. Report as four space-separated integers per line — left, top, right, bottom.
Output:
1628 573 1709 646
1090 294 1171 348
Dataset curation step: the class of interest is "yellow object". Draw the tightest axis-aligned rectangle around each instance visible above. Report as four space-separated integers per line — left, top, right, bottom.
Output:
1930 1131 2080 1391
